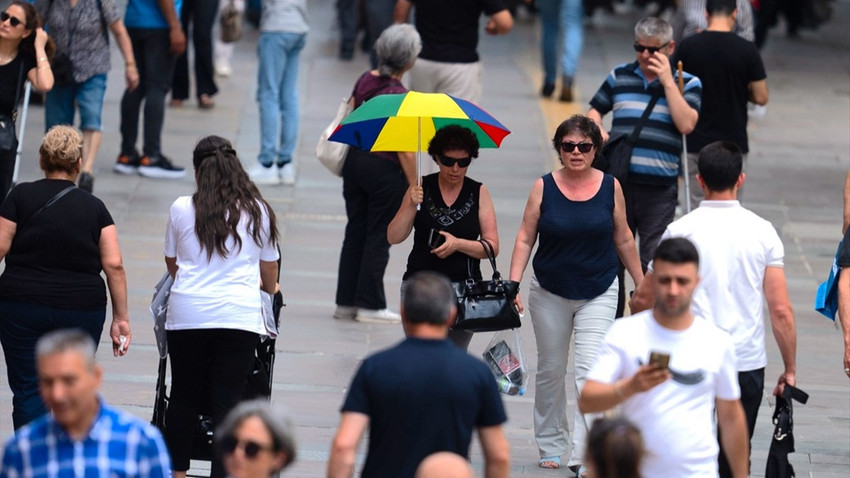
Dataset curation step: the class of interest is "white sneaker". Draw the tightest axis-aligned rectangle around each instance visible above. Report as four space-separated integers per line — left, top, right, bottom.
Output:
279 163 296 185
215 64 233 77
355 308 401 324
250 163 280 185
333 305 357 321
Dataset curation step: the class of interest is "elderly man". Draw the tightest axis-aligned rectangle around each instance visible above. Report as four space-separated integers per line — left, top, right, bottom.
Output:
327 271 510 478
581 237 749 478
0 329 171 478
630 141 797 478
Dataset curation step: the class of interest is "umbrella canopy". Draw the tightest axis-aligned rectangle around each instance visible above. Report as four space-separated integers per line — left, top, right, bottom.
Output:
328 91 510 153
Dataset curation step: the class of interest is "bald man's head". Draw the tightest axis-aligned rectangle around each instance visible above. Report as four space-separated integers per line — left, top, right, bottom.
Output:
415 452 474 478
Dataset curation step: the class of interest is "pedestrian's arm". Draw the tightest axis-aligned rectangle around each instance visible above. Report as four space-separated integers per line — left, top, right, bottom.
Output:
478 425 510 478
843 171 850 234
485 10 513 35
28 28 54 92
100 224 131 356
327 412 369 478
763 266 796 395
715 398 749 478
748 79 768 106
0 217 16 262
387 185 420 244
393 0 412 23
579 366 670 413
654 52 699 134
612 179 642 288
260 260 278 295
156 0 186 55
508 178 543 314
165 256 178 278
586 108 610 143
629 270 656 313
109 19 139 91
837 269 850 376
399 151 417 188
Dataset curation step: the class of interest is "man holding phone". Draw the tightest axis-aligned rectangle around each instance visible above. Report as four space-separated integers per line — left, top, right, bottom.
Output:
580 238 749 478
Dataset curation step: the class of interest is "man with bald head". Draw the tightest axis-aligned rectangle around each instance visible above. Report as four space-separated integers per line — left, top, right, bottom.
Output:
415 452 475 478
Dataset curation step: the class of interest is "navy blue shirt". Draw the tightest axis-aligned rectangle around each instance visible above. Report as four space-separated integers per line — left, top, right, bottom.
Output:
342 337 507 478
533 173 618 300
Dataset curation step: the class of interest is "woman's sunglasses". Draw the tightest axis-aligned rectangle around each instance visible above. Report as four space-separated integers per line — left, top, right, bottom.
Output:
559 142 594 153
1 12 24 28
221 436 274 459
437 155 472 168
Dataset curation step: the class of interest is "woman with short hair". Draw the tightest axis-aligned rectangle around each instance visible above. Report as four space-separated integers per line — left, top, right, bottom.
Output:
216 400 297 478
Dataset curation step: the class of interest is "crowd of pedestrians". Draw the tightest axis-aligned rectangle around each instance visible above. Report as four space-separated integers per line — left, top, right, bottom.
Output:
0 0 845 477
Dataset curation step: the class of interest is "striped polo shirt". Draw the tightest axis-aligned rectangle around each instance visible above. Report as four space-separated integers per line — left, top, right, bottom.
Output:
590 61 702 186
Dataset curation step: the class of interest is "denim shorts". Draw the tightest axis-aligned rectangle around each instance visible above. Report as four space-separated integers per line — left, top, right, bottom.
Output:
44 73 108 131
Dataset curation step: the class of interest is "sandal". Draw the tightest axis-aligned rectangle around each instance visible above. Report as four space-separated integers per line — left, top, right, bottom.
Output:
198 94 215 109
538 456 561 469
568 465 588 477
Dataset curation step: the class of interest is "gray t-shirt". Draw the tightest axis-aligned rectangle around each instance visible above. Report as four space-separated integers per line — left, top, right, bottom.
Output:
260 0 308 33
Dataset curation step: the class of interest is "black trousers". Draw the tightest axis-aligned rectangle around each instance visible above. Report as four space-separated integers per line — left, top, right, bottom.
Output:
336 149 406 310
718 367 764 478
164 328 258 477
172 0 219 100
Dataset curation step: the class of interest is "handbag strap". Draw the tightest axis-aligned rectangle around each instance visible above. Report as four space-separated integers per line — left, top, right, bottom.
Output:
17 185 76 231
626 87 663 144
478 238 501 281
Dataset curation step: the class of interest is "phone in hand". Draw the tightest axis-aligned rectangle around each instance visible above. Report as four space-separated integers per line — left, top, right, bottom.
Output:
428 228 446 249
648 351 670 371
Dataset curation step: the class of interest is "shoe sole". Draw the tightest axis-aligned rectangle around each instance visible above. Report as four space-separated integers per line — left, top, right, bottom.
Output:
138 167 187 179
354 315 401 324
252 177 281 186
113 164 138 175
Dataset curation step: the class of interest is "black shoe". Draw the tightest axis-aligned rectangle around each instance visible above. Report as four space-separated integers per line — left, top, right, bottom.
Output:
559 85 574 103
78 172 94 193
541 83 555 97
138 154 187 179
113 151 141 175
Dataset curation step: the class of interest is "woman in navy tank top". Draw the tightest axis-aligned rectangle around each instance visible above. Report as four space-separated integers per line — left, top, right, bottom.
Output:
508 115 643 474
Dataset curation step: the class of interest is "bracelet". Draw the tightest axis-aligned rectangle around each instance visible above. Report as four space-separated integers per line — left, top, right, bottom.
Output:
37 56 48 63
613 381 626 401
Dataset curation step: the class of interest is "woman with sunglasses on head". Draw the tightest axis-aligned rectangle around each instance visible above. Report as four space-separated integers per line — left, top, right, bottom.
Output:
0 1 54 200
163 135 279 478
387 124 499 350
215 400 297 478
508 114 642 474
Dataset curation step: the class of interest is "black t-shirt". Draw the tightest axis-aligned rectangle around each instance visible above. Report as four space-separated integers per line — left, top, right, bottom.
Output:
341 337 507 478
0 54 35 116
404 173 483 282
672 31 766 153
838 228 850 267
411 0 507 63
0 179 115 308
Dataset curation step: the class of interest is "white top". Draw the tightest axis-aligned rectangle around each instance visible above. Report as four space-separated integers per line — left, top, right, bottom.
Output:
164 196 279 334
648 200 784 371
587 311 740 478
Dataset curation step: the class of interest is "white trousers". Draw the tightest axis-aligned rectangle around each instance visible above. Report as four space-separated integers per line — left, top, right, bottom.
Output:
408 58 483 105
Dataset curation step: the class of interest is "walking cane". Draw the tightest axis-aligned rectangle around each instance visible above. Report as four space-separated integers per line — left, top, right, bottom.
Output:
677 61 691 214
12 81 32 186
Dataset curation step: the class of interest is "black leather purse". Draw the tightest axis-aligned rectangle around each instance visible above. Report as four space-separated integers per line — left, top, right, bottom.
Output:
451 239 521 332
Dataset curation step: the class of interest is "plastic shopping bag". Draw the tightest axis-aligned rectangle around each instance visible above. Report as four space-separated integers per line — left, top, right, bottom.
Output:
482 328 528 396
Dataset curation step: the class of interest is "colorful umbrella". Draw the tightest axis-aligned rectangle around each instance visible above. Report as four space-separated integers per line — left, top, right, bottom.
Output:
328 91 510 183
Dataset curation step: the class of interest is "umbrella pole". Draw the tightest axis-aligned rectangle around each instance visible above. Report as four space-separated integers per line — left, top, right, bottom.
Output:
417 117 421 211
678 61 691 214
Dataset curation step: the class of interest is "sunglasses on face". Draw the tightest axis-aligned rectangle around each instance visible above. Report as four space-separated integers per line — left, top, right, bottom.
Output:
559 142 594 154
221 436 274 459
437 155 472 168
1 12 24 27
633 42 670 54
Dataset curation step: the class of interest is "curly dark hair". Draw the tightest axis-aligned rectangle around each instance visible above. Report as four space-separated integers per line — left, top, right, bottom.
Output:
191 135 279 260
426 125 480 160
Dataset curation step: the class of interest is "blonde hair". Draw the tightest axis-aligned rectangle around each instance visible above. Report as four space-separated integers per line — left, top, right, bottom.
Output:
39 125 82 175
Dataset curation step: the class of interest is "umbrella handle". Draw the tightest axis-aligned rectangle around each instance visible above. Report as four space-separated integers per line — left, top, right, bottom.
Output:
677 61 684 94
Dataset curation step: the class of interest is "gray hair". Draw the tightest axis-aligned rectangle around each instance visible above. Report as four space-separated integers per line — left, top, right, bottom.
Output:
402 271 456 326
215 400 297 471
36 329 97 371
375 23 422 77
634 17 673 44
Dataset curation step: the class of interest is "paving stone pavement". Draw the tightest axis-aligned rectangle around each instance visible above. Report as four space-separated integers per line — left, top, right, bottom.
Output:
1 0 848 476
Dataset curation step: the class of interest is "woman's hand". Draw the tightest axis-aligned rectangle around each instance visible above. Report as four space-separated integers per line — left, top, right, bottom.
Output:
430 231 459 259
34 28 48 51
408 184 423 207
513 293 524 315
110 318 131 357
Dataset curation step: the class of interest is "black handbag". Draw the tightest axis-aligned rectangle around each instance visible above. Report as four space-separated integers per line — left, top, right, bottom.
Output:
0 63 24 153
452 239 521 332
593 88 662 183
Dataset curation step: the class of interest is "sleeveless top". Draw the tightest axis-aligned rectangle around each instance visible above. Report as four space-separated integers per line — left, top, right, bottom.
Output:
532 173 618 300
403 174 483 282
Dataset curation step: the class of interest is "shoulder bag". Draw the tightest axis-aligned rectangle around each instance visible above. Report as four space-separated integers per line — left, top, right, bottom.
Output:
220 0 243 43
593 87 663 183
451 239 521 332
0 63 25 153
315 97 352 176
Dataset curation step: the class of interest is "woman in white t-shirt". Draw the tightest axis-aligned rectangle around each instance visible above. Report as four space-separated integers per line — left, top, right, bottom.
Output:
163 135 279 478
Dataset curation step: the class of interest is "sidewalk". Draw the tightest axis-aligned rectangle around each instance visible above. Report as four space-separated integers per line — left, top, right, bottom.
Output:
1 0 848 476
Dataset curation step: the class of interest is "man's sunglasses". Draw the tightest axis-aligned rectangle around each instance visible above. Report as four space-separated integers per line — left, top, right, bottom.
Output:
559 142 594 154
1 12 25 28
633 42 670 54
221 436 274 459
437 155 472 168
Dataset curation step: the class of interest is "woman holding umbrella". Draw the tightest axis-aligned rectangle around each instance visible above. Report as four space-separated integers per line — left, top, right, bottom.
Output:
334 24 419 324
387 125 499 350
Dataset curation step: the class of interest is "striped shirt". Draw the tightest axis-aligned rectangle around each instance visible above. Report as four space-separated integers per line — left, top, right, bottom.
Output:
589 61 702 186
0 401 171 478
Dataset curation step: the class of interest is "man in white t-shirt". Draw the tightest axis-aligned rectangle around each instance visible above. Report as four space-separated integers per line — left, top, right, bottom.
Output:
630 141 797 478
581 237 748 478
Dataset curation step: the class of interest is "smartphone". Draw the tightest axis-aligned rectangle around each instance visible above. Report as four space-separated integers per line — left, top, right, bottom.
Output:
648 351 670 370
428 228 446 249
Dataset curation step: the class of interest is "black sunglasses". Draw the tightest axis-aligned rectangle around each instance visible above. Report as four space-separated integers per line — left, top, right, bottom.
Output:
1 12 24 27
559 142 594 154
633 42 670 54
221 436 274 459
437 155 472 168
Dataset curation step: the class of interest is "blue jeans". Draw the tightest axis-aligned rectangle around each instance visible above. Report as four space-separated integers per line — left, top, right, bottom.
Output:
538 0 584 85
257 32 306 167
0 300 105 429
45 74 108 131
